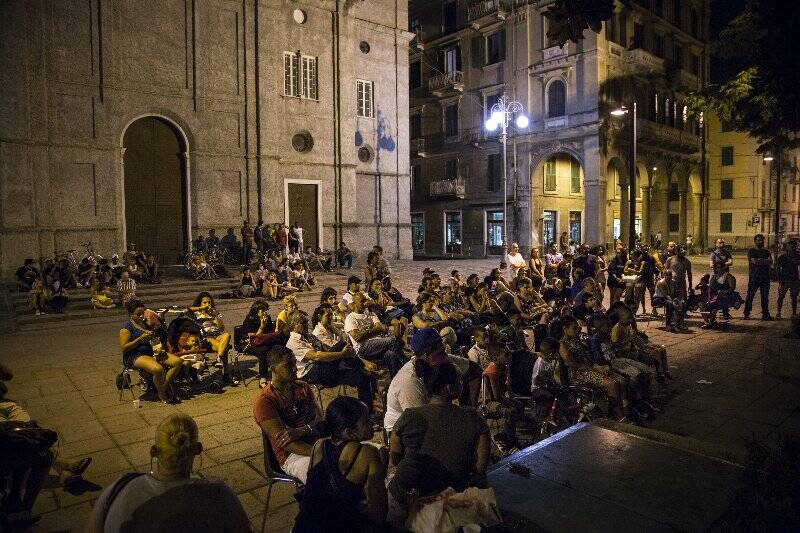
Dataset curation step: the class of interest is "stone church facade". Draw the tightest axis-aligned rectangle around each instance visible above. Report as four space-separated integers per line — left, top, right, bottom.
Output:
0 0 412 276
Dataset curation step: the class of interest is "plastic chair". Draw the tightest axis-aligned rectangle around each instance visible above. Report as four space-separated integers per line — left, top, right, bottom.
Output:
117 366 149 402
309 382 346 411
259 432 303 532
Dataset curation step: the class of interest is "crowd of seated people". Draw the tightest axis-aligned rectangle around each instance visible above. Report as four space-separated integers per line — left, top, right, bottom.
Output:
16 244 163 316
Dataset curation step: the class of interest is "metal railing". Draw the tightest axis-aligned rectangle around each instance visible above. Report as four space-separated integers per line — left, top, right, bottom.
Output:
428 71 465 92
430 178 466 198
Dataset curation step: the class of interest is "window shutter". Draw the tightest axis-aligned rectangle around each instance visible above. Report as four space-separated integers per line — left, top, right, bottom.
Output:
455 45 462 71
471 36 484 68
499 29 506 61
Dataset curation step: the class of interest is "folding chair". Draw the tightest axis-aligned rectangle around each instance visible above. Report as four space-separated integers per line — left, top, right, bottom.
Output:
259 432 304 532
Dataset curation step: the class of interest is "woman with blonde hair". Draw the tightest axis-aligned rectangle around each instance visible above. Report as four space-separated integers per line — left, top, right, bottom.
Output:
87 414 249 532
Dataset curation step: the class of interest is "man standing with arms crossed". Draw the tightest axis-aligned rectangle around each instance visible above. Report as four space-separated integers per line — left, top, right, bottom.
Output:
743 234 774 320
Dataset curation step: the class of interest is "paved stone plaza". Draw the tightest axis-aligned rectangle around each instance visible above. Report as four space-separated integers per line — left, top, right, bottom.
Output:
2 256 800 531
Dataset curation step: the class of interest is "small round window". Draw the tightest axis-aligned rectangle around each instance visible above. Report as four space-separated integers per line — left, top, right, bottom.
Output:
360 41 371 54
358 145 374 163
292 131 314 153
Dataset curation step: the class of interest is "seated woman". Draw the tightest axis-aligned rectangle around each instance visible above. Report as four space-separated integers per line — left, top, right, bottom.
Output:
261 270 280 299
90 274 116 309
87 413 249 533
291 261 314 291
15 258 39 292
559 316 626 420
382 277 414 320
241 300 286 388
294 396 388 532
188 292 237 385
367 279 407 338
707 270 742 324
312 304 349 352
608 302 673 382
388 362 490 526
275 259 300 295
468 282 503 320
275 295 299 336
488 267 512 294
412 292 451 331
237 266 258 298
439 286 475 321
29 275 48 315
320 287 347 332
119 299 183 403
76 258 95 287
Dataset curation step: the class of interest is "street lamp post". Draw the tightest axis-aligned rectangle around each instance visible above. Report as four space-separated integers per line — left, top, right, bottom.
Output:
485 95 529 258
611 103 637 250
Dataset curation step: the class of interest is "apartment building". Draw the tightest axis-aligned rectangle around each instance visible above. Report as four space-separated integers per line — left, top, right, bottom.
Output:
409 0 710 257
707 114 800 249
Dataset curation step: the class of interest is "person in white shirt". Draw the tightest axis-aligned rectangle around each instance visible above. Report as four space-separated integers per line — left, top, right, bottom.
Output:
339 275 372 315
286 311 375 411
383 328 446 432
506 242 527 278
344 292 405 375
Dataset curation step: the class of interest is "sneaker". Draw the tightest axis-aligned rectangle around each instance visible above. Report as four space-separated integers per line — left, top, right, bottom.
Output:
762 315 774 321
722 312 733 320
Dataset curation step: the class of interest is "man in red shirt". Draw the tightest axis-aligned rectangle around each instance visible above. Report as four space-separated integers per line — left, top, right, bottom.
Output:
276 223 288 253
253 346 322 482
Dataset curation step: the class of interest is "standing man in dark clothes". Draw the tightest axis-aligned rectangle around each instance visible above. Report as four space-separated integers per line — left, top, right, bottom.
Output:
254 219 265 257
241 220 254 265
276 223 288 253
744 234 774 320
775 239 800 319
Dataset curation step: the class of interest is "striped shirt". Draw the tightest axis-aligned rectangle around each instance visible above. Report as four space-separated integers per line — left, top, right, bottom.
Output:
116 278 137 302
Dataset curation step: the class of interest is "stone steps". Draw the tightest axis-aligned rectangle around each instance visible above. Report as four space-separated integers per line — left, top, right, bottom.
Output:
8 269 350 332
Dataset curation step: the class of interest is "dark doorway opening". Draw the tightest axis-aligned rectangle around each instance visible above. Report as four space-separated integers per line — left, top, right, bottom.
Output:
123 117 187 264
286 183 319 250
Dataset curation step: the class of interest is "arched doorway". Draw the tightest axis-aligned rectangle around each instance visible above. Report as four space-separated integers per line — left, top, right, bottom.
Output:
123 117 188 264
531 152 585 247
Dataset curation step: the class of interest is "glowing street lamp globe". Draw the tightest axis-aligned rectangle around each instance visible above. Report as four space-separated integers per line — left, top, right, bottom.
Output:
491 110 504 124
485 119 499 132
515 115 529 129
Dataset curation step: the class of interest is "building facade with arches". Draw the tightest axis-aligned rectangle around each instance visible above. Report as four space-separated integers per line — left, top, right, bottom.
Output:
409 0 710 257
0 0 412 276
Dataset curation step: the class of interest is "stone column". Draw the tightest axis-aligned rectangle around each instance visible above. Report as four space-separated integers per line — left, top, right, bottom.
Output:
691 192 702 248
619 181 630 246
678 190 688 245
641 185 651 245
584 180 607 246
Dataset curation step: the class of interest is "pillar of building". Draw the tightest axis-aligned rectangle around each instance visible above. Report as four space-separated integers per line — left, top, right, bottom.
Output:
660 184 671 239
585 181 607 245
678 189 688 245
641 186 651 245
619 180 630 246
691 192 703 247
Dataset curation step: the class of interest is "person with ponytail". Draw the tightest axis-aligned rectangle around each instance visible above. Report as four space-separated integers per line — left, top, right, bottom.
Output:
87 414 249 533
293 396 388 532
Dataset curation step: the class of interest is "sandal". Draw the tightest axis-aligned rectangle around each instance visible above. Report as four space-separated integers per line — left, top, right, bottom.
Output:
66 457 92 476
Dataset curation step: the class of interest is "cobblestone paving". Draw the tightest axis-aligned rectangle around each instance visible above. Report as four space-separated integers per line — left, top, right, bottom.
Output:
2 255 799 531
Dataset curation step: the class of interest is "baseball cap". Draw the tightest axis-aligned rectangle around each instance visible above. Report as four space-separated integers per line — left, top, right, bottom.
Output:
410 328 443 357
347 275 362 285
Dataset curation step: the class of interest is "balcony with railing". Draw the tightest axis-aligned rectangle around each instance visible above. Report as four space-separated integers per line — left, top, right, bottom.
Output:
430 178 466 199
628 48 665 72
428 71 465 96
638 118 700 154
468 0 507 29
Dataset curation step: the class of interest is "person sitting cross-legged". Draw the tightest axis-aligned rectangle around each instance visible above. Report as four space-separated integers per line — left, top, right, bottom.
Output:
287 311 376 413
253 346 323 483
344 292 406 376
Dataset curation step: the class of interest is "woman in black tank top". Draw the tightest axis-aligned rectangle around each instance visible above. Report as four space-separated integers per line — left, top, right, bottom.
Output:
294 397 387 532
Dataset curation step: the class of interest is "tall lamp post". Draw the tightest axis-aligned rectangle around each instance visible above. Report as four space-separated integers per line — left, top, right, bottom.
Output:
485 95 529 258
611 103 637 250
764 150 782 249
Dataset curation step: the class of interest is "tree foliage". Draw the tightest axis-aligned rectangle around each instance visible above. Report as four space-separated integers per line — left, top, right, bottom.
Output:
687 0 800 152
544 0 616 47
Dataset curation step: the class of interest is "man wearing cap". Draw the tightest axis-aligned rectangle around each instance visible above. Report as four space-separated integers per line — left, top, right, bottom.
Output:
344 292 405 375
383 328 446 432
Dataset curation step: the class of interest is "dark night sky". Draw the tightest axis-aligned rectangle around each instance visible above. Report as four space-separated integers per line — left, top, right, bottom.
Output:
710 0 746 83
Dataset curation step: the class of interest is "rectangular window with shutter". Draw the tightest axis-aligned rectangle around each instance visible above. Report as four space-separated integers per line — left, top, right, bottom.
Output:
669 213 679 232
445 159 458 179
721 146 734 166
570 158 581 193
486 30 505 64
410 60 421 89
720 213 732 233
357 79 374 117
301 55 317 100
544 160 557 192
444 103 458 137
720 179 733 199
284 52 300 97
487 153 502 191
